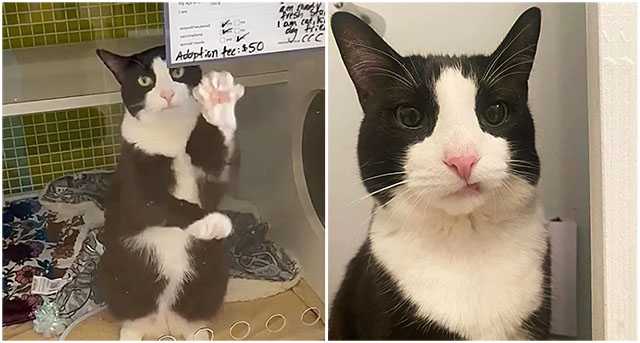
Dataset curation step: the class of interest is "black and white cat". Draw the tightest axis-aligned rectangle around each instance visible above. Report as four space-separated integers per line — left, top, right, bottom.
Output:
94 46 244 340
330 8 550 340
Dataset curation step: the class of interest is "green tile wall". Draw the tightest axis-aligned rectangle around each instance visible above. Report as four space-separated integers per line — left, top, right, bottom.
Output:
2 104 124 195
2 2 164 195
2 2 164 49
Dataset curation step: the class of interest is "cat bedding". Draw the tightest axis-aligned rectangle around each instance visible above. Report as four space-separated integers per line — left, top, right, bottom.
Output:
3 198 51 326
3 171 302 338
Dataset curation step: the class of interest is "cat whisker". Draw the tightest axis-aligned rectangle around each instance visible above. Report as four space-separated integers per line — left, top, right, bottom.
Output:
508 166 539 172
351 179 410 205
360 158 406 178
342 40 419 87
488 71 532 86
386 86 418 93
379 188 411 208
510 167 539 175
507 161 540 168
366 188 416 238
510 170 539 183
361 171 407 182
367 72 414 89
397 187 430 233
490 179 519 213
407 56 421 83
353 63 415 89
501 178 516 194
507 157 538 161
350 59 376 71
507 158 539 164
484 44 536 84
481 23 532 82
360 159 388 169
510 168 539 175
373 188 415 226
485 58 534 86
512 175 538 183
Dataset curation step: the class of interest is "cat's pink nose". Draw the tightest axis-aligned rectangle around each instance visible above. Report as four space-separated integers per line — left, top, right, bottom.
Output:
444 154 478 181
160 90 175 104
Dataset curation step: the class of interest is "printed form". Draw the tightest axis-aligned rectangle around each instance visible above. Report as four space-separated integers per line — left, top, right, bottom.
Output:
166 2 325 65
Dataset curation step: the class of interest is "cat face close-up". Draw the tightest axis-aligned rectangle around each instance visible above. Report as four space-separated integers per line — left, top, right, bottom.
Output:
332 8 541 216
97 45 203 119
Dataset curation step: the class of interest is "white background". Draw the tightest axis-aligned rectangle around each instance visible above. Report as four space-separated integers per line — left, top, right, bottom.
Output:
328 2 591 338
166 2 324 64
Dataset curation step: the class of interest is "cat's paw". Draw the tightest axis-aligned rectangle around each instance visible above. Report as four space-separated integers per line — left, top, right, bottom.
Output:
186 212 232 240
193 71 245 132
119 325 144 340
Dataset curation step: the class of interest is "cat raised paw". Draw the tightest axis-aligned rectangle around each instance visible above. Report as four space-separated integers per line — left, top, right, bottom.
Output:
186 212 232 240
119 324 144 340
193 71 245 138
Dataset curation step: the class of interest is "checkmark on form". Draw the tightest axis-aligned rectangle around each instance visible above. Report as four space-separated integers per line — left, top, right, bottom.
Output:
220 18 233 35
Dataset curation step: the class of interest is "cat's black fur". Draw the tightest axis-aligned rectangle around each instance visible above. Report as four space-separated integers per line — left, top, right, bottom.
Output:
94 46 230 322
331 239 551 340
330 8 550 340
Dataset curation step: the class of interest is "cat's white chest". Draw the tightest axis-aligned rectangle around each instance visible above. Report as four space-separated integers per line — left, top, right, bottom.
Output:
171 153 204 206
370 207 547 340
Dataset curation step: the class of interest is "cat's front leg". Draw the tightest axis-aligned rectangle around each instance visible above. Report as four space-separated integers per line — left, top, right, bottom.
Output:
193 71 245 143
185 212 232 240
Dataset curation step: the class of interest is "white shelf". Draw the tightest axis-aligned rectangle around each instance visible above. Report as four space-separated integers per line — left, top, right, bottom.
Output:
2 36 289 116
3 36 163 114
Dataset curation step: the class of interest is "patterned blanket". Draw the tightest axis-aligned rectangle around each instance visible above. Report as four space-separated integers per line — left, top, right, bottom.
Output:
3 199 50 326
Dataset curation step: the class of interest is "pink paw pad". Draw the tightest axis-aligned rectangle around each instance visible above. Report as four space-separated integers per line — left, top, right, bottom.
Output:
210 90 231 105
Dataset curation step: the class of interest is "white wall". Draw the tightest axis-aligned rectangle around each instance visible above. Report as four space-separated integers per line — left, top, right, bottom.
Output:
328 2 590 338
586 3 637 339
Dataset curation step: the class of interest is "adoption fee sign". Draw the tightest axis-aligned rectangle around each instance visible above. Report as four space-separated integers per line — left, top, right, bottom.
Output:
165 2 325 65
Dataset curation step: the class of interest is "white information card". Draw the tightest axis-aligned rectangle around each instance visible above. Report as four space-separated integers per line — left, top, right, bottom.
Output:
165 2 325 65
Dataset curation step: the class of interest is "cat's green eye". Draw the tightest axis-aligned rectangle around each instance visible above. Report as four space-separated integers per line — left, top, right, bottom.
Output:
395 106 424 129
171 67 185 79
137 76 153 87
483 102 509 127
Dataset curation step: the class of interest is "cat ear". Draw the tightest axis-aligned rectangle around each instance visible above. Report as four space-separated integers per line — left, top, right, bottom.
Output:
484 7 541 85
96 49 130 84
331 11 415 103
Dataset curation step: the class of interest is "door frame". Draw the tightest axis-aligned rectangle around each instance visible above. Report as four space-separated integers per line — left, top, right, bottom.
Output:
586 3 637 340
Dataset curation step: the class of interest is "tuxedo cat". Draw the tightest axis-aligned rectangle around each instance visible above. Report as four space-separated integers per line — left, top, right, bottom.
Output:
94 46 245 340
330 8 550 340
